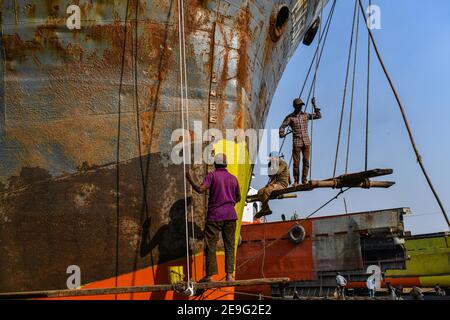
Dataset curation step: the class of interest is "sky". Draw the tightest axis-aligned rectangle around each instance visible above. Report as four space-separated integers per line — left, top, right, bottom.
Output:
252 0 450 235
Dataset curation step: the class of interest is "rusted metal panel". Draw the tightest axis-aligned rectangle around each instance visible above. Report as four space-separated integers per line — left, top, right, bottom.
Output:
313 230 364 272
312 208 408 272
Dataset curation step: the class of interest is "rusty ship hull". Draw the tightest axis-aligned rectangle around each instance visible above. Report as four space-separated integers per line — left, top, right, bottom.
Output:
0 0 326 298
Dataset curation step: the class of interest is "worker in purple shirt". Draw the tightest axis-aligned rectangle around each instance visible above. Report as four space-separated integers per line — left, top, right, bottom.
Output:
186 154 241 283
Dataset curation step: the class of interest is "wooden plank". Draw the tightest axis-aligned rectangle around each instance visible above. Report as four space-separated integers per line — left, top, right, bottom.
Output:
0 277 290 299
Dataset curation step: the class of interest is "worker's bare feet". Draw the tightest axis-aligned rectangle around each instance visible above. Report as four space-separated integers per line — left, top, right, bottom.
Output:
198 276 213 283
226 274 235 282
293 182 299 187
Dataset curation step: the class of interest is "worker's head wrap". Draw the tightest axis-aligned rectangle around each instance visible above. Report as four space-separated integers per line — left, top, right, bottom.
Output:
214 153 227 168
293 98 305 109
267 151 282 175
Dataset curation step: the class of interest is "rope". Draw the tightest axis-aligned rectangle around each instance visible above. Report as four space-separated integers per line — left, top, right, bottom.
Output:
131 0 157 293
177 0 192 286
114 0 131 299
343 197 349 214
179 0 198 282
365 0 372 171
309 6 324 181
218 288 277 300
304 188 352 220
357 0 450 229
332 0 358 178
260 216 267 278
345 4 360 174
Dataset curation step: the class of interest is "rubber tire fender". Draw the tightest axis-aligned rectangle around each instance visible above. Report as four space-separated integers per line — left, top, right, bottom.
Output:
288 225 306 244
303 17 321 46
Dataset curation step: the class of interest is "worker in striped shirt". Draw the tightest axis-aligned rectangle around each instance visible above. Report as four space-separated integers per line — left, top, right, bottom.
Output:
279 97 322 186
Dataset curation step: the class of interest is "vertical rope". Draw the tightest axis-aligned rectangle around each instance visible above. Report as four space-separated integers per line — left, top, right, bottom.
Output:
179 0 198 281
365 0 371 171
332 0 358 178
115 0 132 300
345 5 360 174
260 217 267 279
177 0 191 286
309 7 324 181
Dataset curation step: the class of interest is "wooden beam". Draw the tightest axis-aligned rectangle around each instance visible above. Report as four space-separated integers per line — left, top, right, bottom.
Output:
331 168 393 183
0 278 290 299
247 180 395 202
246 168 394 203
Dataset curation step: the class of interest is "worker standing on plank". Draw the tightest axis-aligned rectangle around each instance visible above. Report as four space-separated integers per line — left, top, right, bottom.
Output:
279 97 322 186
254 152 290 219
186 153 241 283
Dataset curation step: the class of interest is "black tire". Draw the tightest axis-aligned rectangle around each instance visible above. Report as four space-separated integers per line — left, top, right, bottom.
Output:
288 225 306 244
303 18 321 46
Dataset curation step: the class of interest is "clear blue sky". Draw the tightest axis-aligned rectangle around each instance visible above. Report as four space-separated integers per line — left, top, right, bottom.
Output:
252 0 450 235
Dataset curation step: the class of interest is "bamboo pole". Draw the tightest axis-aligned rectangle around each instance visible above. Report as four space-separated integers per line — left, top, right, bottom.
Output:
247 180 394 203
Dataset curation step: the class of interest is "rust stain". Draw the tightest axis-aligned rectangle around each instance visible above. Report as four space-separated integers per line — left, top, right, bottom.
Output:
24 3 37 19
235 5 252 130
3 34 42 64
185 0 211 32
73 183 98 207
45 0 61 18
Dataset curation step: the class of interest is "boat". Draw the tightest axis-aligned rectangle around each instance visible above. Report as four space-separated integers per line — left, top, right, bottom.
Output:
236 208 450 299
0 0 327 299
236 207 410 298
384 232 450 289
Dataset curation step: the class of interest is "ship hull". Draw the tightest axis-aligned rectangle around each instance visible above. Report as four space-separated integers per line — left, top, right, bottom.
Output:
0 0 326 298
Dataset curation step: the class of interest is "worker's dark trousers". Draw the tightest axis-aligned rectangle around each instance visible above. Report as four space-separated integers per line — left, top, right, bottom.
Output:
204 220 236 277
293 145 311 184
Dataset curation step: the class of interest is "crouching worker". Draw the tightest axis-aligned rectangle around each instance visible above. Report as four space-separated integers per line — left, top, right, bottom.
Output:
254 152 290 219
185 154 241 283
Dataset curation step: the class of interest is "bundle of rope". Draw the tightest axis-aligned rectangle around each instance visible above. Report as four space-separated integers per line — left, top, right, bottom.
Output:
177 0 198 289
